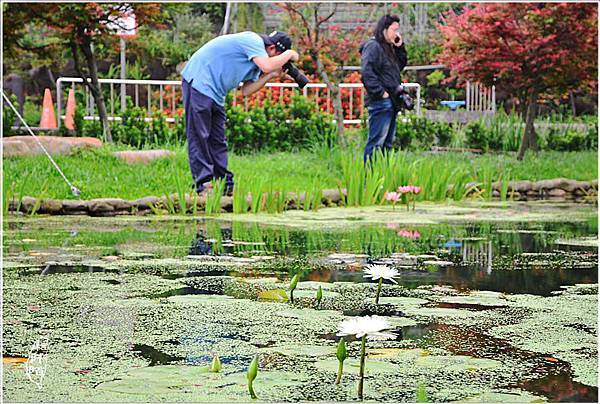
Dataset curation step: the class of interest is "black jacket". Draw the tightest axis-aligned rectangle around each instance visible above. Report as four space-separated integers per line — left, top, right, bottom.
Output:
359 39 408 105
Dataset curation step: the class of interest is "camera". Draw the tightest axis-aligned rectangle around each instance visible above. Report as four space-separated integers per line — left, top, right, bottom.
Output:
283 62 309 89
391 84 414 111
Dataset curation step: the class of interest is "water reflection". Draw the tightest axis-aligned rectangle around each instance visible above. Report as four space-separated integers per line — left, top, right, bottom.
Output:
4 217 597 296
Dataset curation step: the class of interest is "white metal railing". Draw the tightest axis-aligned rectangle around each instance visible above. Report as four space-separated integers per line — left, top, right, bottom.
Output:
56 77 182 128
56 77 421 128
466 81 496 112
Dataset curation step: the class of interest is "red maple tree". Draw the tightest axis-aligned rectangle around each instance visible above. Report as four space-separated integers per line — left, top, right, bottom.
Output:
436 3 597 159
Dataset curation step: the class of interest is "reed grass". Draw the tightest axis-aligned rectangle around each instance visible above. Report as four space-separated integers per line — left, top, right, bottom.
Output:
205 178 225 215
2 142 596 215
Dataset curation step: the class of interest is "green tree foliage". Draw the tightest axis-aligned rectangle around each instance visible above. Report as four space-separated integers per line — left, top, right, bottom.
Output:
3 3 167 141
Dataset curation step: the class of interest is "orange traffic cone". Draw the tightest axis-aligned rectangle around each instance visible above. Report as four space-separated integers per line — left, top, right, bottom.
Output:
39 88 57 129
64 88 76 130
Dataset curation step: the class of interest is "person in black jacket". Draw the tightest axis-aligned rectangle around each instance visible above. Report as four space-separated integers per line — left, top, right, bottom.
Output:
360 15 408 162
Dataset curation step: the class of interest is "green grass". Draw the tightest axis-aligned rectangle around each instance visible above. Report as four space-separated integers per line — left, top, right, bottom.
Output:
2 144 597 205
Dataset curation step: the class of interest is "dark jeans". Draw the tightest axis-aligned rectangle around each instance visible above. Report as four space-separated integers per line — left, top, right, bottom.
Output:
363 98 397 163
182 79 234 192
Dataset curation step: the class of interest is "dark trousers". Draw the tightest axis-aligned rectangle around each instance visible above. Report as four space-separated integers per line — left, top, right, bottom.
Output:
364 98 397 163
182 79 234 192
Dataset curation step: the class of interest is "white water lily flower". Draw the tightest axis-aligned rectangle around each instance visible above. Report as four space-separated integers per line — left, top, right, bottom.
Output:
336 316 396 341
363 264 399 284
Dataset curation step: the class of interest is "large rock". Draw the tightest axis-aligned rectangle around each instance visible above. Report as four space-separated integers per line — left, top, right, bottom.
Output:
534 178 572 192
9 196 37 213
492 180 534 192
113 150 176 165
39 199 63 214
2 136 102 157
3 140 32 157
509 180 533 192
220 196 233 212
132 196 161 210
562 180 591 192
62 199 88 213
322 188 342 205
87 198 131 215
547 189 567 197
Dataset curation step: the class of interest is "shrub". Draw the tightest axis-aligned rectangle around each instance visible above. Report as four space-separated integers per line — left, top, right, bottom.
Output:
3 94 17 135
464 121 489 151
226 95 337 153
546 127 588 151
393 114 452 150
111 100 148 147
586 123 598 150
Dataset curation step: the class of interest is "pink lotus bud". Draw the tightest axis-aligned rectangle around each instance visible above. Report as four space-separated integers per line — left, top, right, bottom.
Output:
412 186 421 194
385 192 400 201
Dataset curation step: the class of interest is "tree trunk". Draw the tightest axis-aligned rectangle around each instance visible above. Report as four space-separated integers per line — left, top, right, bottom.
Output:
314 55 344 138
517 88 539 160
80 39 112 142
221 2 232 35
232 2 239 33
569 90 577 117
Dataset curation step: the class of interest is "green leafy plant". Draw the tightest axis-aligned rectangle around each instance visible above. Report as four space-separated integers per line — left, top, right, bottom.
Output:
416 383 429 402
247 354 258 400
288 274 299 304
465 121 489 151
232 176 250 214
335 338 347 385
205 178 226 215
316 285 323 308
226 96 336 153
3 93 17 135
172 165 188 214
248 178 265 213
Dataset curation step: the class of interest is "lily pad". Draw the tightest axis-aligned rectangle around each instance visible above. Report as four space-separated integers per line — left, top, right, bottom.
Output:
315 357 399 375
416 355 501 371
96 365 306 401
368 348 430 361
296 281 336 291
404 307 486 319
274 308 341 320
456 389 547 402
438 291 512 307
96 365 211 395
293 289 341 299
378 296 430 308
264 344 334 357
257 289 289 302
166 294 234 304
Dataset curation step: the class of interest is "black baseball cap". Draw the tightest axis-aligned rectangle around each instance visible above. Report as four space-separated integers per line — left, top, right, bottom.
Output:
260 31 292 52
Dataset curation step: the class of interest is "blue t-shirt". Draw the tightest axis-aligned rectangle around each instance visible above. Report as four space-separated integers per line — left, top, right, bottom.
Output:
181 32 267 106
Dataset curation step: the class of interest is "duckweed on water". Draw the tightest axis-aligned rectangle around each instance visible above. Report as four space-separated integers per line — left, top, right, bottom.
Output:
3 204 597 402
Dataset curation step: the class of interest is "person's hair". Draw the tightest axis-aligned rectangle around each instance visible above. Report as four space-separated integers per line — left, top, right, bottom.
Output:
373 14 401 67
374 14 400 43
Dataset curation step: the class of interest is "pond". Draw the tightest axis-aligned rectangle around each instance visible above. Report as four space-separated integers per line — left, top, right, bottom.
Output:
3 202 598 402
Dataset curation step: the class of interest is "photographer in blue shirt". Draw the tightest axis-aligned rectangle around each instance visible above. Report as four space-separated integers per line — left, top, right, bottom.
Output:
181 31 299 194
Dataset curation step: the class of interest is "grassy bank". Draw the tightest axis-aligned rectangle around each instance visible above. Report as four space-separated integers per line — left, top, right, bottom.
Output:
2 144 597 202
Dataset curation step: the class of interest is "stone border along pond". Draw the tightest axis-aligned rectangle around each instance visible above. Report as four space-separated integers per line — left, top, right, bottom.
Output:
6 178 598 216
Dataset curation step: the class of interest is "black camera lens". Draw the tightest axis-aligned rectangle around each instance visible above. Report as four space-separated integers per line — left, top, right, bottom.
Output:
283 62 309 89
392 85 414 111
